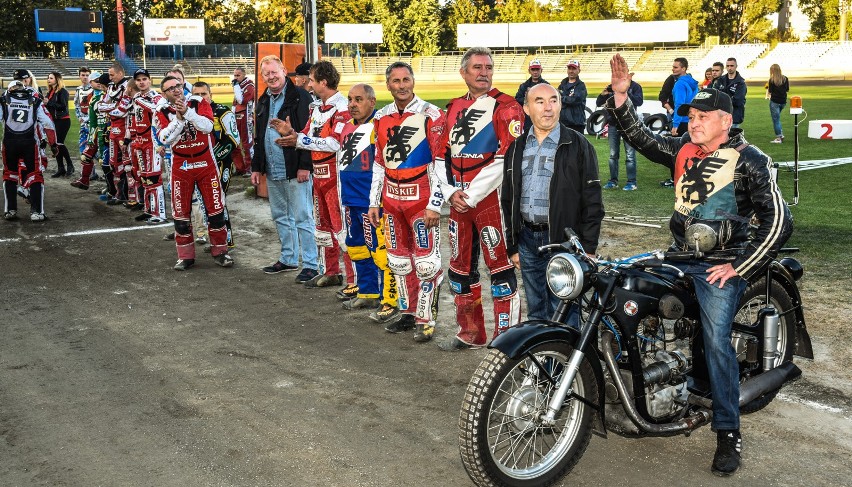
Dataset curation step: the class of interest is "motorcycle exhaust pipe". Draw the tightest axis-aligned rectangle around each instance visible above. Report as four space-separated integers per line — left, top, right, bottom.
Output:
760 306 781 371
601 330 710 434
739 361 801 407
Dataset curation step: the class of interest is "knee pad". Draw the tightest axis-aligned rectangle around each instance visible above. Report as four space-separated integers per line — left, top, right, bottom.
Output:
347 244 371 261
448 269 477 295
314 229 333 247
414 252 442 281
336 228 348 252
387 254 412 276
174 219 191 236
490 268 518 298
207 212 226 229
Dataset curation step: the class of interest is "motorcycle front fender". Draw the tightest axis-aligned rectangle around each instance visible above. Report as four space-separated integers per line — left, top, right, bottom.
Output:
490 320 608 438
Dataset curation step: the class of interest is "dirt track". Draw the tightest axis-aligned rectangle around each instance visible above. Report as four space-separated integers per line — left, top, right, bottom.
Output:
1 176 850 486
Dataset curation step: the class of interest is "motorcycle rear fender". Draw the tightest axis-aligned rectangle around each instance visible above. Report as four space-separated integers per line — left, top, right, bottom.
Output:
490 320 608 438
772 259 813 359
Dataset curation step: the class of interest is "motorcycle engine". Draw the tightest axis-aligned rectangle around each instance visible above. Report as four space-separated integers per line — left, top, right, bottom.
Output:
637 316 693 419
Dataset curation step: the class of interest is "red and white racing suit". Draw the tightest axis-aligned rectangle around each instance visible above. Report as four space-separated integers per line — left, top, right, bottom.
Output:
125 90 165 219
2 89 56 215
371 96 446 325
436 88 524 346
231 78 255 174
156 96 228 259
296 91 354 283
99 78 134 201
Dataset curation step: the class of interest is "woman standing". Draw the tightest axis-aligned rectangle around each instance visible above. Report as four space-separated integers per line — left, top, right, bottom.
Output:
766 64 790 144
701 67 713 88
46 71 74 176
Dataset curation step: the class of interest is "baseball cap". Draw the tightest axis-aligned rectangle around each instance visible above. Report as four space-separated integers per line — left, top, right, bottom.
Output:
88 70 102 81
96 73 111 86
13 69 31 80
567 60 580 68
677 88 733 117
529 59 542 69
294 62 312 76
133 68 150 79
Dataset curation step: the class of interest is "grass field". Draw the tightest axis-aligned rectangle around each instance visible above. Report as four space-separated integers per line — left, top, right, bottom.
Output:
60 82 850 280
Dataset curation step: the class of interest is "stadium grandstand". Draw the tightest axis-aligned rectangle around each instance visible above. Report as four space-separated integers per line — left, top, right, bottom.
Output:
2 41 850 84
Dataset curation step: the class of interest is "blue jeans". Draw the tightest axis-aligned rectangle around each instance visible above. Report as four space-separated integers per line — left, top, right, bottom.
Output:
675 260 747 430
266 176 317 270
518 226 561 321
769 101 785 137
607 128 636 184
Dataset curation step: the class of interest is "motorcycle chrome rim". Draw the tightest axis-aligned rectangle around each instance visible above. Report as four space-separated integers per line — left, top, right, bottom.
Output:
486 350 585 479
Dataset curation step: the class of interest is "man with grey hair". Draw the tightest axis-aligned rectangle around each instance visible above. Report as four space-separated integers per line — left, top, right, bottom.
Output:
433 46 525 350
368 61 446 340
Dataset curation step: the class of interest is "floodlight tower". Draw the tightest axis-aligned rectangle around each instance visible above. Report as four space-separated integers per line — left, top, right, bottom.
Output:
115 0 127 56
303 0 318 62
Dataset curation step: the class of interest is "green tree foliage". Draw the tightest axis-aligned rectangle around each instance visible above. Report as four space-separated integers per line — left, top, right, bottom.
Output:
552 0 616 20
799 0 841 40
405 0 442 56
495 0 550 23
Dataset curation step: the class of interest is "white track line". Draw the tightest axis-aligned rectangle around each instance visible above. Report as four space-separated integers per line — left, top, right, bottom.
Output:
777 157 852 171
0 222 172 244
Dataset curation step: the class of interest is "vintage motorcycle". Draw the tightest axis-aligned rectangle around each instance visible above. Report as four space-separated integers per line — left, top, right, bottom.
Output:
458 225 812 487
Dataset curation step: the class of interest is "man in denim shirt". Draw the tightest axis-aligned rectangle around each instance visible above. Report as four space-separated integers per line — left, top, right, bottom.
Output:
502 84 604 321
251 55 317 282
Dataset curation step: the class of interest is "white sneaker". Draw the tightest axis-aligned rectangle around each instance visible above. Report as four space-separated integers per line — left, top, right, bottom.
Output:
770 137 783 144
30 212 46 222
4 209 18 220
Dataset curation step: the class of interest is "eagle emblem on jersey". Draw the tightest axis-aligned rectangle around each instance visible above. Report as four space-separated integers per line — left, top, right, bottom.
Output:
385 125 417 162
340 132 365 168
450 96 499 156
382 113 432 170
450 108 485 146
674 148 739 219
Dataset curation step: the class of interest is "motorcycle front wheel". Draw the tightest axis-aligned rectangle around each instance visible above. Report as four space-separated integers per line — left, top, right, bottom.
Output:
458 342 596 487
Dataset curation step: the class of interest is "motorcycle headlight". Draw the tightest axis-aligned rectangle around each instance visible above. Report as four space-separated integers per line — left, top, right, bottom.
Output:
546 253 586 300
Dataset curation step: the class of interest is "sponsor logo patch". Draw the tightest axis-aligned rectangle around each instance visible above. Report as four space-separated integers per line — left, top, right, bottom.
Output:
491 283 513 298
414 218 429 249
624 300 639 316
385 182 419 201
386 214 397 249
448 219 458 259
509 120 522 139
481 226 501 261
314 163 330 178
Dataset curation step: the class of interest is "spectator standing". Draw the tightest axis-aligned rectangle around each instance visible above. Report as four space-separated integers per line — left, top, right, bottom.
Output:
721 58 747 128
434 47 524 350
368 62 446 337
557 59 587 134
606 53 792 477
671 57 697 138
231 67 255 176
766 64 790 144
291 63 312 90
701 67 713 88
709 62 725 89
515 59 548 131
74 67 94 157
45 72 74 177
156 75 234 270
278 61 355 291
250 55 316 282
597 80 643 191
658 71 676 128
501 83 604 321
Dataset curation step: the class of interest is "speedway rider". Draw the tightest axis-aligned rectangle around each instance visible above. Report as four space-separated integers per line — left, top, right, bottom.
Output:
97 62 133 205
231 67 255 175
434 47 524 350
2 80 57 221
156 75 234 270
368 62 446 341
605 53 792 477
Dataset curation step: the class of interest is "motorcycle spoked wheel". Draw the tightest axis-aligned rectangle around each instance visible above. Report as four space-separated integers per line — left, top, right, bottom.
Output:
459 343 597 487
736 278 796 414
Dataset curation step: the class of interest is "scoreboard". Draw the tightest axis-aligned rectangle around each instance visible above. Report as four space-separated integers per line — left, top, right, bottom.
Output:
35 9 104 37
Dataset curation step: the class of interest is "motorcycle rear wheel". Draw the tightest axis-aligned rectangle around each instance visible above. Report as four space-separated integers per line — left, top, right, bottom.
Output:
737 279 796 414
459 343 596 487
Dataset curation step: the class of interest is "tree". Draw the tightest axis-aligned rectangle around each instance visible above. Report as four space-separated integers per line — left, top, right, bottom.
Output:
552 0 616 21
799 0 842 40
494 0 550 23
404 0 442 55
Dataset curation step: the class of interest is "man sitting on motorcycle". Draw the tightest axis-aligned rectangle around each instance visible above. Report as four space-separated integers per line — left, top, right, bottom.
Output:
605 54 793 477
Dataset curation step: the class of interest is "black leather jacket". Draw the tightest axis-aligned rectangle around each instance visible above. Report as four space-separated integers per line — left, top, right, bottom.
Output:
605 97 793 280
252 77 312 179
501 123 605 256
